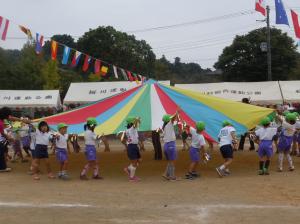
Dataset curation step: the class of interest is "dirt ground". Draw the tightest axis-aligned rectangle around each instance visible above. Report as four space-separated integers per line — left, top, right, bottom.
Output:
1 141 300 224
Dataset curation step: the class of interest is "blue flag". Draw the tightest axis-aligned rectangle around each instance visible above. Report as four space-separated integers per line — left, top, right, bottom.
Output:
62 46 71 65
275 0 289 26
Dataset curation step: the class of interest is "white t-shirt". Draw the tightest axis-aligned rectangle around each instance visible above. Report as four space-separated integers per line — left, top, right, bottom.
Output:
255 127 277 141
30 132 36 150
19 125 29 137
218 126 236 147
84 130 97 146
282 121 296 137
163 121 176 143
56 133 69 149
35 129 51 145
190 127 206 148
125 126 139 144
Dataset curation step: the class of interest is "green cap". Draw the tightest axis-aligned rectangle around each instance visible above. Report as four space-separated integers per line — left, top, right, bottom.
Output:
57 123 68 130
87 117 97 126
293 112 299 117
4 119 10 125
196 121 205 132
283 111 289 116
162 114 172 123
126 116 135 124
286 113 297 122
222 120 232 127
260 117 271 126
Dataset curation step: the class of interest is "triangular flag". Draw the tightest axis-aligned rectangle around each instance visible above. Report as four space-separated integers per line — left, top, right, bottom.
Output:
62 46 71 65
71 51 81 67
0 16 9 41
94 60 101 75
82 55 91 72
19 25 32 39
132 73 140 84
113 66 119 79
275 0 289 26
35 33 44 54
255 0 266 16
126 71 134 81
101 66 108 76
51 40 58 60
120 68 128 81
291 10 300 39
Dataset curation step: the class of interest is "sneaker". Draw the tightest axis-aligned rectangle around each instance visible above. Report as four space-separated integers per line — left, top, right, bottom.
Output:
80 175 88 180
224 169 231 176
33 175 40 180
162 174 170 181
129 176 141 182
123 167 130 176
61 174 70 180
48 173 55 179
289 167 295 171
277 168 283 172
0 167 12 172
263 168 270 175
93 175 103 180
185 174 194 180
169 176 181 182
216 167 224 177
258 170 264 175
191 172 200 178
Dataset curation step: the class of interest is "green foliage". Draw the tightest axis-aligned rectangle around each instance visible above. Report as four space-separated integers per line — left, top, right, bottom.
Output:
215 28 299 81
41 60 60 90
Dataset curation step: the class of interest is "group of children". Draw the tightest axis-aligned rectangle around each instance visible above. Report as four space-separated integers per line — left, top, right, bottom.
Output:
3 109 300 182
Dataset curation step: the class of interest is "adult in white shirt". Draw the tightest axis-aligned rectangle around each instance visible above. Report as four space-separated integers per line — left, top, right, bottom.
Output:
216 120 237 177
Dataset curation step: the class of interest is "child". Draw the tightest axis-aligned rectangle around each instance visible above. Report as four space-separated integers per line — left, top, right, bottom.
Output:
55 123 71 180
123 116 142 182
28 124 36 174
216 120 237 177
254 117 277 175
185 121 206 180
11 128 28 163
19 120 31 158
162 112 180 181
181 124 190 151
32 121 55 180
80 117 103 180
277 113 297 172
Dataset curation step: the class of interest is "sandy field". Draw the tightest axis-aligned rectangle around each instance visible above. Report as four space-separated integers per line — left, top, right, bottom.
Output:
1 141 300 224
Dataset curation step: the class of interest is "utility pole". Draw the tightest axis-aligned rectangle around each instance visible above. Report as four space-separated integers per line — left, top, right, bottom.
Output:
266 5 272 81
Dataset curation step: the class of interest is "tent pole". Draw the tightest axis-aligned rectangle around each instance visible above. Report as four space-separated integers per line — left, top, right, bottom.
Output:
277 81 284 104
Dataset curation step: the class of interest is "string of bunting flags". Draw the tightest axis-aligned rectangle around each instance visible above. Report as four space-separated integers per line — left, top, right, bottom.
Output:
255 0 300 43
0 16 148 84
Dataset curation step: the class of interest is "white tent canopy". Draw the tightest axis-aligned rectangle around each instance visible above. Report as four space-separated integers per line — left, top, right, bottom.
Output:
279 81 300 103
64 81 170 104
175 82 283 104
0 90 62 108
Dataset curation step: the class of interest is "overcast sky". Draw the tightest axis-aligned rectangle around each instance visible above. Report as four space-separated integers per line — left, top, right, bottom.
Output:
0 0 299 69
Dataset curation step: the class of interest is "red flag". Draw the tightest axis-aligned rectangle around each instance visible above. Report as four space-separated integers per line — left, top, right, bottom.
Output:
0 16 9 41
255 0 266 16
51 41 58 60
82 55 91 72
94 60 101 75
71 51 81 67
126 71 134 81
291 10 300 39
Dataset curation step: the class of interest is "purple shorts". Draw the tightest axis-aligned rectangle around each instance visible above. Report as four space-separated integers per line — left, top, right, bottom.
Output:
85 145 97 161
164 141 177 161
258 140 273 158
21 136 30 148
189 147 200 162
56 148 68 163
278 135 293 152
13 140 21 152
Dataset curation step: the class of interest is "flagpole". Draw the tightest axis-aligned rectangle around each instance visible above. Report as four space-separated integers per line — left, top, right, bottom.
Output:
266 5 272 81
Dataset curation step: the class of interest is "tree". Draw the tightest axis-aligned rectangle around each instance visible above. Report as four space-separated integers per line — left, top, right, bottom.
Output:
214 28 299 81
41 60 60 89
76 26 156 78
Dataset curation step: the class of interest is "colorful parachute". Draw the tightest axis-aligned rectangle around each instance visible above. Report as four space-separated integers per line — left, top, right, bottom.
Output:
40 80 273 141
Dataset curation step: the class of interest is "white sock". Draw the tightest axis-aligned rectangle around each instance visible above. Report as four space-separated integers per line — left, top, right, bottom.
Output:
286 154 294 168
130 166 136 178
220 165 226 170
278 152 284 169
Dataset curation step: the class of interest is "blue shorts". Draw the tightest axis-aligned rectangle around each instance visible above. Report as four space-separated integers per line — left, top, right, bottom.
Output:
220 144 233 159
127 144 141 160
35 144 49 159
30 149 37 159
189 147 200 162
85 145 97 161
164 141 177 161
56 148 68 163
278 135 293 152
